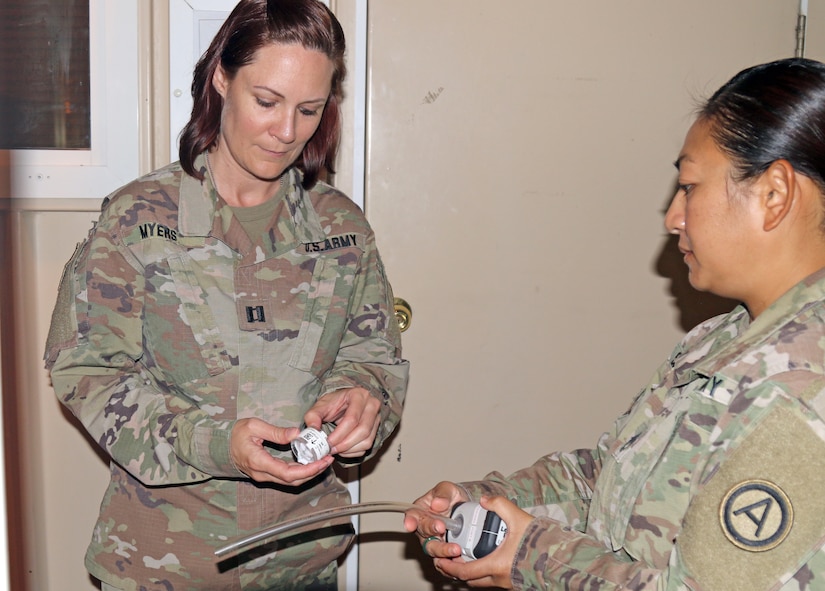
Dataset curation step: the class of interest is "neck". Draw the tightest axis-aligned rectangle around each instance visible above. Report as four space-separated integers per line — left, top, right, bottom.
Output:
205 151 283 207
746 235 825 318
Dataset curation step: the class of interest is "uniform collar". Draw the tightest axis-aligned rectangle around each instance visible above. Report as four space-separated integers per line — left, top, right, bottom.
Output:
177 153 327 243
178 153 216 237
689 266 825 378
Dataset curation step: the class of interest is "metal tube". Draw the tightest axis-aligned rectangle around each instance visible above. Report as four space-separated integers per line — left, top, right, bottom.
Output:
214 501 461 558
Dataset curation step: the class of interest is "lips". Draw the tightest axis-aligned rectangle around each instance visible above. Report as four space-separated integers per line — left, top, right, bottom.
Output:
677 243 694 265
262 147 290 157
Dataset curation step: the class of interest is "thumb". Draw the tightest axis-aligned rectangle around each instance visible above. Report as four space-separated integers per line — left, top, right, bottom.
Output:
302 405 325 431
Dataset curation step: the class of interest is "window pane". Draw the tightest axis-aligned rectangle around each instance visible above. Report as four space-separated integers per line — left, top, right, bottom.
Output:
0 0 91 150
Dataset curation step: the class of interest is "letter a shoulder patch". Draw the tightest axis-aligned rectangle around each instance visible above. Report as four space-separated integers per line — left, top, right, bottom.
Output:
719 479 793 552
680 405 825 591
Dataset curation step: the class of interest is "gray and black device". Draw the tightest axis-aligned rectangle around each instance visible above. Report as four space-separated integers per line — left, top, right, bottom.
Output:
445 502 508 560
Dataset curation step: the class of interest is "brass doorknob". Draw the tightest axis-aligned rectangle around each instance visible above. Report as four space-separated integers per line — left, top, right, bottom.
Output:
393 298 412 332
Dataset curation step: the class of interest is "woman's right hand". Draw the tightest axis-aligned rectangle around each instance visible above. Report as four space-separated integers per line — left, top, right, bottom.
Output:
230 417 334 486
403 481 470 559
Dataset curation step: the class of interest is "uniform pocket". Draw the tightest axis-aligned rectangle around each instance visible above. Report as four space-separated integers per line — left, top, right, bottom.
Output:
288 255 354 376
143 252 230 383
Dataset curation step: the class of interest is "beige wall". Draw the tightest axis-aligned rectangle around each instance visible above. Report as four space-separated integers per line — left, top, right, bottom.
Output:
2 2 824 590
1 201 103 591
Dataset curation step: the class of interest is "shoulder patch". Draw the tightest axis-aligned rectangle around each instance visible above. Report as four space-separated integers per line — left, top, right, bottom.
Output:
720 479 793 552
680 404 825 590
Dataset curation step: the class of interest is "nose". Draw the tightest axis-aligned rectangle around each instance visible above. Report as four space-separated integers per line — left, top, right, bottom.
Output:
269 110 296 144
664 191 685 235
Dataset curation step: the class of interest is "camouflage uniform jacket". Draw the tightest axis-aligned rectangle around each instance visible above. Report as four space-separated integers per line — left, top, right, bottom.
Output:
43 155 409 591
461 267 825 591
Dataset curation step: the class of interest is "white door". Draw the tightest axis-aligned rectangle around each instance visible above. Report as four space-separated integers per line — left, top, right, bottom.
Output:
357 1 805 589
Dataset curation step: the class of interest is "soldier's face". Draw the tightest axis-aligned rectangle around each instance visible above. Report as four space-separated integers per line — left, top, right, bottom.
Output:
665 119 762 302
212 42 333 183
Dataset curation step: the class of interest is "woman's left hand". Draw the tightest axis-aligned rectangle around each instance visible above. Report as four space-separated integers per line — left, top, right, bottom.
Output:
430 496 534 589
230 418 334 486
304 387 381 458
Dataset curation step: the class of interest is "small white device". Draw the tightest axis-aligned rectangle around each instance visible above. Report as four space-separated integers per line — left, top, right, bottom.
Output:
290 427 330 464
445 502 507 560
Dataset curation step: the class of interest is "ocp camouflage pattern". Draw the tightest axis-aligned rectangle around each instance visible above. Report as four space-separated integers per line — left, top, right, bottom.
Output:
44 154 409 590
460 268 825 590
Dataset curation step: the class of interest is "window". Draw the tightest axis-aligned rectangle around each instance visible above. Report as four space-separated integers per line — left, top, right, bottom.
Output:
0 0 91 150
4 0 139 199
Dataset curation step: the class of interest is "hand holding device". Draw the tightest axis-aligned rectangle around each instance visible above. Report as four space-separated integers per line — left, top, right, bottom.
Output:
446 501 507 560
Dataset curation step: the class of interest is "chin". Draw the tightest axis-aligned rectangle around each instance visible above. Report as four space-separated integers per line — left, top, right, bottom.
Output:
686 274 708 293
253 166 289 182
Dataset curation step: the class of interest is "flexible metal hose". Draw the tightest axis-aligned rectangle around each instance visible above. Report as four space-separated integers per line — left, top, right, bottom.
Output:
215 500 461 558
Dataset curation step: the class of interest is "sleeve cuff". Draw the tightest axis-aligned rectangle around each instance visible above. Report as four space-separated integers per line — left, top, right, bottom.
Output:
174 416 246 478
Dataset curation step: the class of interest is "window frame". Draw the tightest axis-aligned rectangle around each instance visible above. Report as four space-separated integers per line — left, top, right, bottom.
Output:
9 0 139 199
168 0 240 159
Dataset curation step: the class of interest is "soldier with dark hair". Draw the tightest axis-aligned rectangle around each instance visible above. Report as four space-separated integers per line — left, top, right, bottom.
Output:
406 58 825 591
44 1 408 589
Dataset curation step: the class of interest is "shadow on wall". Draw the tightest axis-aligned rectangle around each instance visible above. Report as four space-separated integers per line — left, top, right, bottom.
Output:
655 232 739 332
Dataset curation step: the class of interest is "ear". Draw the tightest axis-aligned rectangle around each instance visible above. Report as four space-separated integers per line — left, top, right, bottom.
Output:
212 64 229 98
759 159 796 232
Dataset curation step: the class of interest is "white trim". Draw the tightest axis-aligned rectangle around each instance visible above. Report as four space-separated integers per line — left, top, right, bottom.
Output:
169 0 240 159
347 0 367 212
343 5 367 590
10 0 139 199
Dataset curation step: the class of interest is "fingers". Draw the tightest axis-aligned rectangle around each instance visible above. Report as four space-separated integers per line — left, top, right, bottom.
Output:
304 387 368 429
431 539 511 589
333 411 380 457
306 388 382 458
402 512 421 533
429 482 463 512
404 482 469 537
230 418 333 486
241 452 334 486
479 494 533 541
435 558 499 589
232 417 301 446
404 505 449 537
421 536 462 560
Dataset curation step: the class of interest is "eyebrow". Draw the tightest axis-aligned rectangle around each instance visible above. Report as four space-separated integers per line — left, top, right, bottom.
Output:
673 154 690 171
253 86 328 105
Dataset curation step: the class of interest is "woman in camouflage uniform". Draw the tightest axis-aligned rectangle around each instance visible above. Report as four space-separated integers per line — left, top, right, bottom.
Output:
44 1 408 589
406 58 825 591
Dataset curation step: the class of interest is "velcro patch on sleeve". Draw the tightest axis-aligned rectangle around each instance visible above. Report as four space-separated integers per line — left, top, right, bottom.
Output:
680 404 825 590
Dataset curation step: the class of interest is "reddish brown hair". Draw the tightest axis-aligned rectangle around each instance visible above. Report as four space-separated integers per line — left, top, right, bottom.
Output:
178 0 346 189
